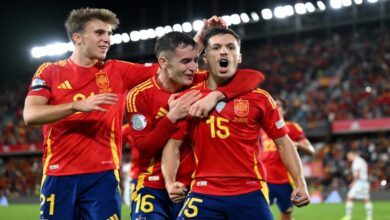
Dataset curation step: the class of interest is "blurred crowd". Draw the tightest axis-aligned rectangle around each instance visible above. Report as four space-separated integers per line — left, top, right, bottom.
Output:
1 28 390 198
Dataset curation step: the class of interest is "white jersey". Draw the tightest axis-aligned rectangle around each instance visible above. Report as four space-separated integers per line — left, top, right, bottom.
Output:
352 156 368 181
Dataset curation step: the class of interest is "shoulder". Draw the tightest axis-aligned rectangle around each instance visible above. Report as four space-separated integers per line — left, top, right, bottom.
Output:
250 88 277 108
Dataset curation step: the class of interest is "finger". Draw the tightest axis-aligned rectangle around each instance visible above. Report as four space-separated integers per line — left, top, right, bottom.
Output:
94 106 108 112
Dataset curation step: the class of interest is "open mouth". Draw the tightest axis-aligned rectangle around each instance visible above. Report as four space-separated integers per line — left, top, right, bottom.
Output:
219 59 229 73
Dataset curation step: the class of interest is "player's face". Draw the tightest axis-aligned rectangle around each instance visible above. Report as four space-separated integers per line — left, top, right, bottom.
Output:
204 34 242 81
166 45 198 86
76 19 112 60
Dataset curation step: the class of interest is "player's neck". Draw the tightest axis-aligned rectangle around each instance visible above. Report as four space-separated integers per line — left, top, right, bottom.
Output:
69 51 99 68
206 74 231 90
157 72 183 93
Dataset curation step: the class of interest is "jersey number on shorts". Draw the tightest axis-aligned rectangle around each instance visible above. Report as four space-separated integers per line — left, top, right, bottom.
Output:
134 194 155 213
206 116 230 139
40 193 55 215
179 197 203 218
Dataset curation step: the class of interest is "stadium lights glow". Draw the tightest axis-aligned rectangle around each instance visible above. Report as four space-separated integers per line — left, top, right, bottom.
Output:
261 8 273 20
342 0 353 7
240 13 250 23
295 3 308 14
182 22 193 33
317 1 327 10
31 0 385 58
230 14 241 25
172 24 183 32
192 20 204 31
250 12 260 22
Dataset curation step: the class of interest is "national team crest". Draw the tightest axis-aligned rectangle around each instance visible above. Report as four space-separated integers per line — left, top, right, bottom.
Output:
95 71 112 92
234 99 249 117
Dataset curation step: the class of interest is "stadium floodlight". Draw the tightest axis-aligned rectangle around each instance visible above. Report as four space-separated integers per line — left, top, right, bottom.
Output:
240 13 250 23
139 29 149 40
354 0 363 4
305 2 316 13
295 3 307 15
155 26 165 37
31 47 44 58
192 20 204 31
250 12 260 22
130 31 140 42
111 33 122 45
222 15 232 26
146 28 157 39
367 0 378 3
261 8 273 20
317 1 327 10
182 22 193 33
164 25 173 33
172 24 183 32
330 0 343 9
284 5 295 16
230 14 241 25
274 6 287 19
66 42 74 52
342 0 353 7
121 33 130 43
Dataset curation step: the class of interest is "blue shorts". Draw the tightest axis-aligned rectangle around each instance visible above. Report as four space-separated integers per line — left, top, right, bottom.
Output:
268 183 293 214
131 187 185 220
176 190 273 220
40 170 121 220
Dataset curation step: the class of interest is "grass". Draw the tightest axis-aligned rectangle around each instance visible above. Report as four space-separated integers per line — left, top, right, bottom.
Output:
0 201 389 219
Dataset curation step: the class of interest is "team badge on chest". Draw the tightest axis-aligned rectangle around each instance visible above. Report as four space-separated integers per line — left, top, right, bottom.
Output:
234 99 249 117
95 71 112 92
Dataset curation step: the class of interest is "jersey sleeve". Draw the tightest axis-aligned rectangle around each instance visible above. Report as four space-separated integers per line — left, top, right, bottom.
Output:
125 88 178 158
257 90 288 139
171 120 188 140
120 61 159 90
287 122 306 142
27 62 53 98
218 69 265 100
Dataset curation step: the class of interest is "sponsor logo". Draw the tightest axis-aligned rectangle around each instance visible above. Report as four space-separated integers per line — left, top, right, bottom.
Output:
275 119 285 129
95 71 112 92
57 80 72 89
49 164 59 170
215 101 226 113
148 176 160 181
197 181 207 186
131 114 147 131
234 99 249 117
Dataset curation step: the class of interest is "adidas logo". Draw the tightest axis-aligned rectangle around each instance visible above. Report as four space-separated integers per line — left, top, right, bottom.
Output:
106 213 119 220
155 107 168 119
57 80 72 89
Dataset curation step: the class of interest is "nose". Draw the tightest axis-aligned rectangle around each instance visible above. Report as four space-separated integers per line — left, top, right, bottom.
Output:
220 46 228 55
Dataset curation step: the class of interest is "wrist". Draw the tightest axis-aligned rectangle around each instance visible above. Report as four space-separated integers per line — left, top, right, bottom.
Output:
70 101 78 112
211 90 225 101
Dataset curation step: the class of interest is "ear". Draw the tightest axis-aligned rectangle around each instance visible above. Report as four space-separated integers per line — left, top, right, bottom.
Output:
202 53 208 64
158 56 167 69
72 33 82 45
238 53 242 64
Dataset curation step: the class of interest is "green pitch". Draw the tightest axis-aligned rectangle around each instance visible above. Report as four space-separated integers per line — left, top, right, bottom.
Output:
0 201 389 220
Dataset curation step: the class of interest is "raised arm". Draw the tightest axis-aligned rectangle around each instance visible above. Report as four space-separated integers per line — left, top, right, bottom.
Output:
23 93 118 125
274 135 310 207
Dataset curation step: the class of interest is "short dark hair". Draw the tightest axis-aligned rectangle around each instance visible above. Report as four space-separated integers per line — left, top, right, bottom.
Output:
65 8 119 43
203 27 241 49
155 32 197 58
276 98 288 111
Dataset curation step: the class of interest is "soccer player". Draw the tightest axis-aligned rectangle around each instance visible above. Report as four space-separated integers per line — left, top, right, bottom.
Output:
260 98 315 220
163 27 310 220
126 31 265 220
341 150 373 220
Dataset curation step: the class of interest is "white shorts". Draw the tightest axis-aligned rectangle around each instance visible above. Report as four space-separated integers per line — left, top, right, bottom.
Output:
347 180 370 200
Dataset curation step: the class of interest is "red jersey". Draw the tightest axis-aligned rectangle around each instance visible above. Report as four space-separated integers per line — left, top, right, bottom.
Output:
27 59 158 176
125 75 202 189
122 124 140 179
176 82 288 196
260 122 306 184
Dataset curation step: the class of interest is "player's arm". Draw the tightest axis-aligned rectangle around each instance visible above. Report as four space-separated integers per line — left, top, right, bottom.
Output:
193 16 227 54
294 138 315 155
189 69 265 117
23 93 118 125
161 138 187 203
274 135 310 207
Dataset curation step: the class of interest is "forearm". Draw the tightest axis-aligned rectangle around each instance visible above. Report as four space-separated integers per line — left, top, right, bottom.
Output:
161 139 182 187
276 136 306 187
296 139 315 155
23 102 75 125
135 117 178 158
